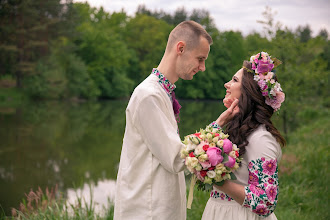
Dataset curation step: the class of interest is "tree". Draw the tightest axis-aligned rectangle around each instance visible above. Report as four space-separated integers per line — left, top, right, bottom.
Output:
296 25 312 43
257 6 282 39
0 0 71 87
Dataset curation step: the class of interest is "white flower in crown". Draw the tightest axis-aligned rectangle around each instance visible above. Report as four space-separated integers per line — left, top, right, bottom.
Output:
254 75 260 81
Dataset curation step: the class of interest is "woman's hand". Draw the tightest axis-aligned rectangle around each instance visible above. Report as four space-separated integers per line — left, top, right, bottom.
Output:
216 98 239 127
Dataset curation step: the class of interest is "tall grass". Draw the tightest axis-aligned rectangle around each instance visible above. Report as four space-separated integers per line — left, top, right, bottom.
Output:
4 186 114 220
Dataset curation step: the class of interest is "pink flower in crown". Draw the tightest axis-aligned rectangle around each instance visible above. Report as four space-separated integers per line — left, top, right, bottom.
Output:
266 185 278 202
258 80 268 91
262 91 269 96
257 60 274 74
265 91 285 111
249 184 265 197
262 159 277 175
253 204 269 216
265 72 274 80
248 171 259 185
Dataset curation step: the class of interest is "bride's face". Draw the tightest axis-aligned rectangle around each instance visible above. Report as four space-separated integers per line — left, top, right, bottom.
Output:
223 68 243 107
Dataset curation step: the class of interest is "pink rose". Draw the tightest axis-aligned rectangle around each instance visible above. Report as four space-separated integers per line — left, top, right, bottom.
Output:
264 72 274 80
257 60 274 74
265 91 285 111
206 147 223 166
196 171 205 181
199 160 211 169
222 139 232 154
224 156 235 168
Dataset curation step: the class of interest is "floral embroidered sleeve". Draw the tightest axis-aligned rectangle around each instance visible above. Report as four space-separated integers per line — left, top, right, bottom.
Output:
242 157 279 217
209 121 221 130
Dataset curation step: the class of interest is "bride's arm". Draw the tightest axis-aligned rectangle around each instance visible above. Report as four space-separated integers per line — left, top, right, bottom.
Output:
214 180 245 205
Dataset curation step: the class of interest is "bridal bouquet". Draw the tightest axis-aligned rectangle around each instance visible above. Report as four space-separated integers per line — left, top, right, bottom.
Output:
181 126 242 208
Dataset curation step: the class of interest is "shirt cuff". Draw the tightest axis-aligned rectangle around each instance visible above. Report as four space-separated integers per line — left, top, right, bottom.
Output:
209 121 221 130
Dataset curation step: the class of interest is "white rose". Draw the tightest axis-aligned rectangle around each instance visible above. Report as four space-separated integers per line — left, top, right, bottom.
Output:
233 162 239 170
209 143 216 148
195 164 202 171
206 133 213 141
194 145 205 156
216 163 225 170
214 174 223 182
229 151 237 158
199 154 209 162
232 144 238 151
190 157 199 168
212 137 219 143
180 148 189 158
190 136 200 145
186 143 197 151
217 140 224 147
207 170 216 179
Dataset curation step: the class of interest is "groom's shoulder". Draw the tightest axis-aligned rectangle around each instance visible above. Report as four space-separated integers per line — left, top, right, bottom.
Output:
134 75 160 96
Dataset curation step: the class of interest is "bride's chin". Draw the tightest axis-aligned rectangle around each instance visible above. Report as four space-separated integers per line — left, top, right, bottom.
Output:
223 97 231 108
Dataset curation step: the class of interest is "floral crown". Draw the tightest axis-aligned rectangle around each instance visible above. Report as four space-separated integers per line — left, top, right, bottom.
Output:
243 52 285 112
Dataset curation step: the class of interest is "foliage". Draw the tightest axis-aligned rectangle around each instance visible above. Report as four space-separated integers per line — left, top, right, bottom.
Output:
1 2 328 104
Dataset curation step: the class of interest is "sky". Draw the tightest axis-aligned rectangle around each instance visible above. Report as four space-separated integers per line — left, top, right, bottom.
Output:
74 0 330 37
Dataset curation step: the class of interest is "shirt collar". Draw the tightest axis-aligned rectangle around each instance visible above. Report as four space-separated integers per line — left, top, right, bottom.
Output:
151 68 176 96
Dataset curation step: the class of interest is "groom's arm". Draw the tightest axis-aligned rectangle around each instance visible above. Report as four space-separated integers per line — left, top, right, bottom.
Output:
133 94 185 174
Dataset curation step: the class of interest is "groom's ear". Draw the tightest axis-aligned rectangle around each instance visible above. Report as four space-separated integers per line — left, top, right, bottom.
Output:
176 41 185 55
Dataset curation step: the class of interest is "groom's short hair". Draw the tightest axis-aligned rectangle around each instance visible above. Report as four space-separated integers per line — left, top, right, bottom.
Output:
167 20 213 51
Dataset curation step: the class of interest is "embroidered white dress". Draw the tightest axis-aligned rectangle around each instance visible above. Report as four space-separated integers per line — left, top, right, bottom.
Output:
202 125 282 220
114 71 186 220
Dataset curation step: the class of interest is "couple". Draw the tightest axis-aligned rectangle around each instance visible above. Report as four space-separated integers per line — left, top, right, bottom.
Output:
114 21 285 220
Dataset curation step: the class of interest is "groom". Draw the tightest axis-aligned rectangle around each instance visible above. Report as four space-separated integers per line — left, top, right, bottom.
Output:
114 21 213 220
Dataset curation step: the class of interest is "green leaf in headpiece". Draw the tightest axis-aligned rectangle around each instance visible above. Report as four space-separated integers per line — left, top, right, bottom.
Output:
271 57 282 68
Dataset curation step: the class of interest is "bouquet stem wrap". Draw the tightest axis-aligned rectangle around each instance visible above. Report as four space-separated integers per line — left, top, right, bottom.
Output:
187 175 197 209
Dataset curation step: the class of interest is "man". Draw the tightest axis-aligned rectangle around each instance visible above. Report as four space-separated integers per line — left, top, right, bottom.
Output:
114 21 213 220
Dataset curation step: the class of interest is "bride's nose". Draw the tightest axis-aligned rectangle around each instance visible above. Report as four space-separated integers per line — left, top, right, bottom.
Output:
224 82 230 89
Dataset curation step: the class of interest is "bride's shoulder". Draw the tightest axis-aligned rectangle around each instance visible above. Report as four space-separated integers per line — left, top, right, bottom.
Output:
246 125 282 160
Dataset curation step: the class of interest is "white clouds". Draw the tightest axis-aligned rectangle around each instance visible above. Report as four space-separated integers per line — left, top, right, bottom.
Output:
74 0 330 36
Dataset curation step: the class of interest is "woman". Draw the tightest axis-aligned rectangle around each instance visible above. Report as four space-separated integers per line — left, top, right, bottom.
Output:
202 52 286 220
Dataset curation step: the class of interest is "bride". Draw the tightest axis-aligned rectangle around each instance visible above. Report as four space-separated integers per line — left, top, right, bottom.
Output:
203 52 286 220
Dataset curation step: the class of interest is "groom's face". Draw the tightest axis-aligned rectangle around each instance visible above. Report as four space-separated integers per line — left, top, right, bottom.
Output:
177 37 210 80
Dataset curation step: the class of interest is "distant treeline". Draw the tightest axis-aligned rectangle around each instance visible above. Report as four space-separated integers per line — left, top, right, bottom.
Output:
0 1 329 102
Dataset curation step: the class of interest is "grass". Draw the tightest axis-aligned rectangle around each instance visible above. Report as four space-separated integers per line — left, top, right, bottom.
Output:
2 186 114 220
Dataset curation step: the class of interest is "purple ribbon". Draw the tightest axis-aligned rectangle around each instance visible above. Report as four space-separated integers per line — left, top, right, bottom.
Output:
171 91 181 123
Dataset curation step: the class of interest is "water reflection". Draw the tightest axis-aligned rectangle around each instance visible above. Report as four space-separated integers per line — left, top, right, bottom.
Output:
66 179 116 216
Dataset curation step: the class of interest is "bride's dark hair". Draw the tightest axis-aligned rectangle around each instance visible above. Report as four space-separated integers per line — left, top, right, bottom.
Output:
225 61 286 156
